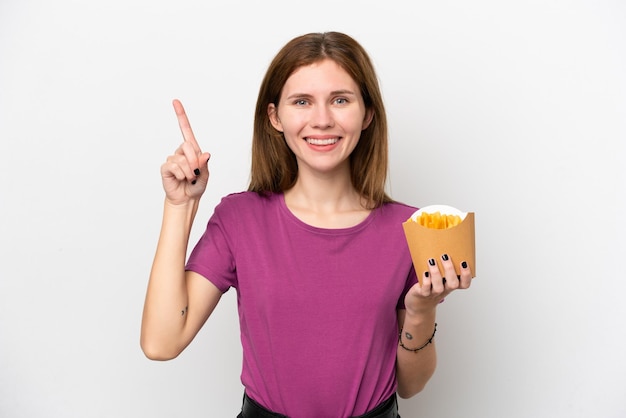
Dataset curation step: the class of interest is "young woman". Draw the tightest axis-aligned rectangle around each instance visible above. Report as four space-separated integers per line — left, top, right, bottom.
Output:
141 31 473 418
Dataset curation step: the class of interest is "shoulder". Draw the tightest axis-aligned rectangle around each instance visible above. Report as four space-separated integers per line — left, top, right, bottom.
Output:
218 191 279 206
214 191 281 219
364 200 418 231
377 200 419 220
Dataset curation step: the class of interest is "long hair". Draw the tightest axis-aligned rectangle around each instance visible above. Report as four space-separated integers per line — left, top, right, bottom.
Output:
248 32 393 209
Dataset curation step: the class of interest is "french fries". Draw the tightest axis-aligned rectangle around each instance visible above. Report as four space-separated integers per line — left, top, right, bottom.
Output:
413 211 462 229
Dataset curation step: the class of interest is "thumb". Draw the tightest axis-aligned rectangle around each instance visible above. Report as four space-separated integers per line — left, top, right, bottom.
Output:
198 152 211 176
200 152 211 167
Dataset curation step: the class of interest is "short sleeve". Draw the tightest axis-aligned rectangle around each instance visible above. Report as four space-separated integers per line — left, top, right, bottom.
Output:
185 200 238 293
396 263 418 310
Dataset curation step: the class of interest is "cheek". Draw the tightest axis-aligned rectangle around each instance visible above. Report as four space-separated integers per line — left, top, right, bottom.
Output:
339 110 369 131
281 115 307 135
282 132 302 150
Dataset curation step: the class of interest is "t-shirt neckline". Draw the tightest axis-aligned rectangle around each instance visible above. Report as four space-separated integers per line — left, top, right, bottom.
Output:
277 192 377 235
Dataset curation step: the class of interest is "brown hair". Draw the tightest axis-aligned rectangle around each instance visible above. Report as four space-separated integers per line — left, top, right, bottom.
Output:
248 32 393 209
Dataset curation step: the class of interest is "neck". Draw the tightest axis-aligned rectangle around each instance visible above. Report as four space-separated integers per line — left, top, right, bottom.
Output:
286 168 360 212
283 168 371 228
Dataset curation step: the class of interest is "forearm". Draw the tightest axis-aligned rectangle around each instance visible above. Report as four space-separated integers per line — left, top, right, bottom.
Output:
396 309 438 398
140 199 199 359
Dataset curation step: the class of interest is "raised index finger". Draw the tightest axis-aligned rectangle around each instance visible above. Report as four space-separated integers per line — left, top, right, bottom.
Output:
172 99 201 152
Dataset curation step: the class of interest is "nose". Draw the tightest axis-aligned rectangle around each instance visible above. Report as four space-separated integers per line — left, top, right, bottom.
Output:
310 104 334 129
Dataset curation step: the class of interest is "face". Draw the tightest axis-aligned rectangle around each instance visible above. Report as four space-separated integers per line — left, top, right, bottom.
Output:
268 59 373 177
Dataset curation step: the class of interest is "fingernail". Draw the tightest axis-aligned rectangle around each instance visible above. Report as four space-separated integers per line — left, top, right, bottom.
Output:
442 254 449 261
191 179 197 185
428 258 436 266
193 168 201 176
461 261 468 269
424 271 430 278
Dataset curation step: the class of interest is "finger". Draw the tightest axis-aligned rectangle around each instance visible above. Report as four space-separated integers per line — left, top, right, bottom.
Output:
161 157 188 182
199 151 211 175
179 141 202 179
427 258 445 294
418 271 432 295
168 146 197 181
189 152 212 186
458 261 473 289
172 99 201 153
440 253 460 290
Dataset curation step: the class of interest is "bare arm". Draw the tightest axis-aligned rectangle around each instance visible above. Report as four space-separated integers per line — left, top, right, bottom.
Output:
396 255 473 398
395 308 438 398
140 99 218 360
140 200 222 360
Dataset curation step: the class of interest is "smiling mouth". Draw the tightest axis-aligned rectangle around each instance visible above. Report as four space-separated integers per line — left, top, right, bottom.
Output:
305 137 339 145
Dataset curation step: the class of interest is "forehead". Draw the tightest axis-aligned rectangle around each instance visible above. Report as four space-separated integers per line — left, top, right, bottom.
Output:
282 59 358 93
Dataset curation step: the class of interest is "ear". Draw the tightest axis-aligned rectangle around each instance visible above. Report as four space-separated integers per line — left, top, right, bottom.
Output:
268 103 283 132
362 108 374 131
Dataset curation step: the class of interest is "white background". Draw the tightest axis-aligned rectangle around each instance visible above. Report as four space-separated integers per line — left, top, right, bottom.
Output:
1 1 625 417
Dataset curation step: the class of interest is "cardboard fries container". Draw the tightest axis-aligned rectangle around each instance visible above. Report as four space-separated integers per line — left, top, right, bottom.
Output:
402 205 476 278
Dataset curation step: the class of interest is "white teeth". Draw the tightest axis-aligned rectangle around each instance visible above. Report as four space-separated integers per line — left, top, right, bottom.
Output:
306 138 338 145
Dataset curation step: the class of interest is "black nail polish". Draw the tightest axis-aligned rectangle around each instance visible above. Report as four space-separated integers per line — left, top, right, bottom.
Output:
424 271 430 278
442 254 449 261
428 258 436 266
191 179 197 185
461 261 468 269
193 168 201 176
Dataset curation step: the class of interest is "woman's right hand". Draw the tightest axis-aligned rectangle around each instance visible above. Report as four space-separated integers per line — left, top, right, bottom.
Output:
161 99 211 205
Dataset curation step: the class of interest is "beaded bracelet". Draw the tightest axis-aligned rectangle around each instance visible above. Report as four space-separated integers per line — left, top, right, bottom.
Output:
398 323 437 352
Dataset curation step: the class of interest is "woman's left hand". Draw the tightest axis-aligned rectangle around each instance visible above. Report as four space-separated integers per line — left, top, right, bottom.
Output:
404 254 473 316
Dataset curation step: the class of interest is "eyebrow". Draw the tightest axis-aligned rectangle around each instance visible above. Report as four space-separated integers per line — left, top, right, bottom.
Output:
285 89 358 100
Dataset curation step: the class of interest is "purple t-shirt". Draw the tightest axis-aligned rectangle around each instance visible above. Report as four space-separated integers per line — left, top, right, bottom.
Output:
186 192 418 417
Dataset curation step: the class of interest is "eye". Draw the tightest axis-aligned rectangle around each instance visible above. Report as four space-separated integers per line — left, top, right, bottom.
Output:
334 97 349 105
294 99 309 106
